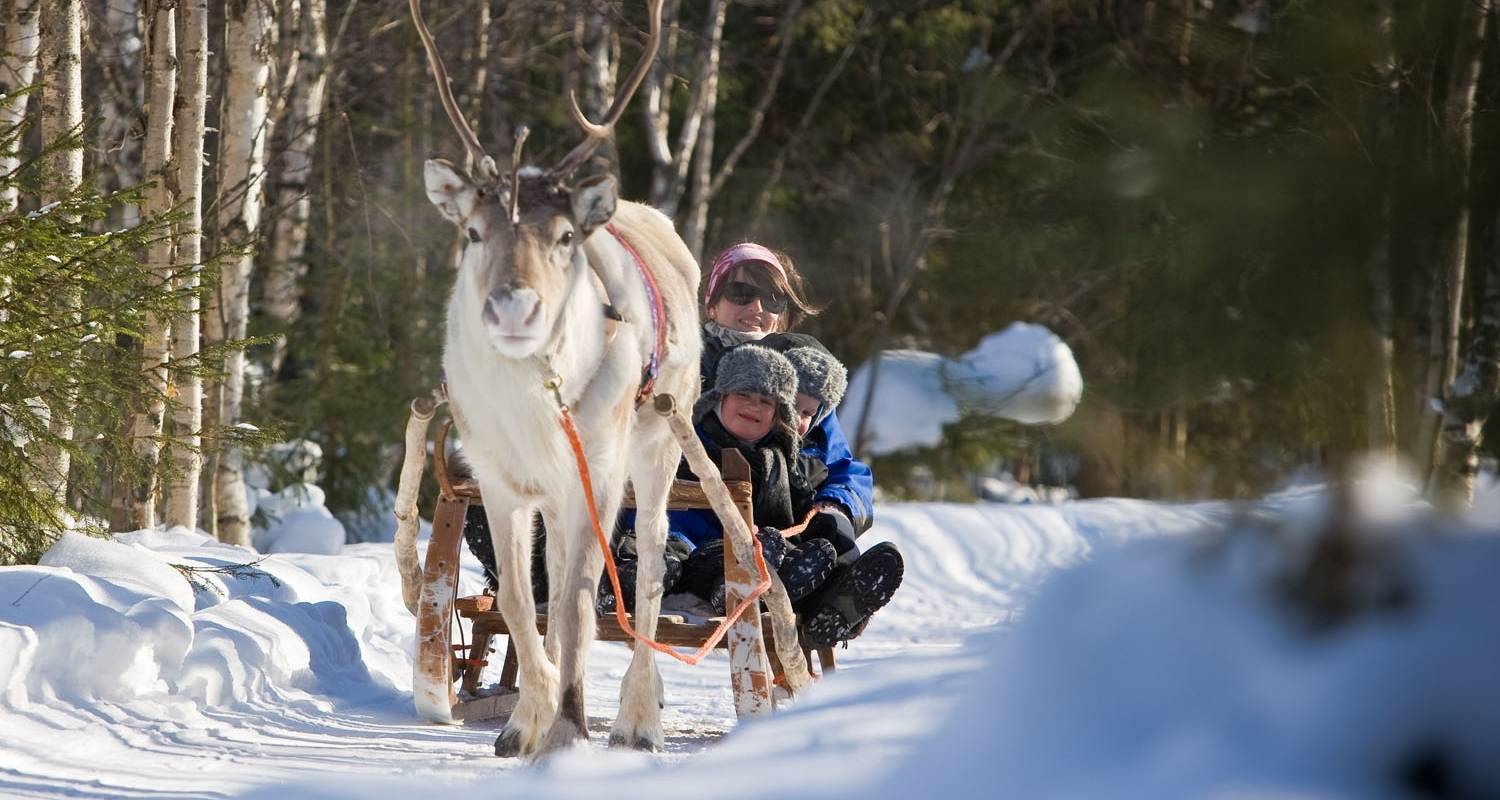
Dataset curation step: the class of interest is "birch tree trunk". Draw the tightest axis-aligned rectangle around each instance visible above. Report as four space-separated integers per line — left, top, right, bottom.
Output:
1413 0 1490 477
704 0 802 205
95 0 143 225
666 0 724 221
36 0 83 505
165 0 207 531
641 0 677 204
126 0 176 530
265 0 326 373
574 1 616 170
1 0 40 322
1 0 40 216
209 0 276 546
1432 216 1500 508
643 0 723 217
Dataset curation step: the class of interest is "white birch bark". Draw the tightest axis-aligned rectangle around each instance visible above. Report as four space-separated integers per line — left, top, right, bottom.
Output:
1432 213 1500 508
640 0 678 204
265 0 326 372
127 0 176 530
36 0 83 505
208 0 276 546
574 1 617 169
165 0 207 531
659 0 724 218
1 0 40 326
1414 0 1490 476
1 0 40 216
96 0 143 223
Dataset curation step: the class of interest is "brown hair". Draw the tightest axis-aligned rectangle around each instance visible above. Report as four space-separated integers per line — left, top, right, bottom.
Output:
704 250 820 332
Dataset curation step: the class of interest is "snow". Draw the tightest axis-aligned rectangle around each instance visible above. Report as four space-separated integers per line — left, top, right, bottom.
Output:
840 322 1082 456
839 350 958 455
252 483 346 555
2 481 1498 798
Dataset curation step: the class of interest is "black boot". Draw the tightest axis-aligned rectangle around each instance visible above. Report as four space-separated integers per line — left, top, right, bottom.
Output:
462 505 500 592
799 542 904 648
778 537 837 603
679 530 790 617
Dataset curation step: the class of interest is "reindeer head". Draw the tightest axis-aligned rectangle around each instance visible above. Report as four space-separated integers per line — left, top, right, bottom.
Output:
424 163 618 356
411 0 661 359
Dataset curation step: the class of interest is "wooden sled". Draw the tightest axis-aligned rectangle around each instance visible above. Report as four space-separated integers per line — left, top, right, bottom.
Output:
399 398 829 725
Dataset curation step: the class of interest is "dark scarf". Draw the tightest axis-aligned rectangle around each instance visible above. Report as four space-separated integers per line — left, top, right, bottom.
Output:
683 413 821 531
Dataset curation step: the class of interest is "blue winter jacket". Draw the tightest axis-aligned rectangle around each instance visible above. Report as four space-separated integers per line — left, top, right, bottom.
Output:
654 332 874 547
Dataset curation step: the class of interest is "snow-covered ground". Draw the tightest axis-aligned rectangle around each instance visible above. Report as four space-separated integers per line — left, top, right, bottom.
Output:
2 483 1497 798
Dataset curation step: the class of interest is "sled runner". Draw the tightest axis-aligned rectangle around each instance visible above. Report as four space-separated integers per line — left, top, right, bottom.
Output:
394 393 831 725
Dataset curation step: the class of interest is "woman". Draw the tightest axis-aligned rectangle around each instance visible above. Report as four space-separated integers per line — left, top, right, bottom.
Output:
697 243 873 543
687 243 899 648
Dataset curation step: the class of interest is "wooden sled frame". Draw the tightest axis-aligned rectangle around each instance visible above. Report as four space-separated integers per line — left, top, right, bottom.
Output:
408 407 833 724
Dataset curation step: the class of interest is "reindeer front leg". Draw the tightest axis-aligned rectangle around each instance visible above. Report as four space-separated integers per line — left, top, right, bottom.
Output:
610 418 680 751
536 453 625 755
482 491 560 758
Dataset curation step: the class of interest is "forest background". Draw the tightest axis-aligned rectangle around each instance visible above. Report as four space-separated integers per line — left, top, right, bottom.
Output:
3 0 1499 562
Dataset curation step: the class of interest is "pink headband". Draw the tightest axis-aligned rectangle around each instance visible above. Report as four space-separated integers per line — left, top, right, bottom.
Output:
704 242 786 306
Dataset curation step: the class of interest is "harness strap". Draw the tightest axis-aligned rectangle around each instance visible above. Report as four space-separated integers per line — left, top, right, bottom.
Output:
548 382 773 666
606 223 667 407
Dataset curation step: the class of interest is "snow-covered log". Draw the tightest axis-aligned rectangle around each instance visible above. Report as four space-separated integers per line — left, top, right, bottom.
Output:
841 322 1083 457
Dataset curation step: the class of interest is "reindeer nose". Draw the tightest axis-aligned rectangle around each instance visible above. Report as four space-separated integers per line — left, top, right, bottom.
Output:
483 287 543 334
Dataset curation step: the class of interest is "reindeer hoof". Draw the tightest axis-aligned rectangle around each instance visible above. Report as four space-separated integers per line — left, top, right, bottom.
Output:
538 719 589 755
494 729 529 758
608 729 661 752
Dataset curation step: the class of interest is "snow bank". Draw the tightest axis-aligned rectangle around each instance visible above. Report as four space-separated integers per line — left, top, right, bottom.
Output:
840 322 1082 456
839 350 958 455
891 508 1500 799
253 483 346 555
948 323 1083 424
3 486 1497 798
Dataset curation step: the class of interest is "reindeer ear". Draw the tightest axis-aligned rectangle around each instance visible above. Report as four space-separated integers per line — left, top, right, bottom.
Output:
571 175 617 236
424 159 479 225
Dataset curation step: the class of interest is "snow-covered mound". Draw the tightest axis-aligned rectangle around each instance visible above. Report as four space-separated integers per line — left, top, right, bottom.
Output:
841 322 1082 456
2 486 1496 798
253 483 346 555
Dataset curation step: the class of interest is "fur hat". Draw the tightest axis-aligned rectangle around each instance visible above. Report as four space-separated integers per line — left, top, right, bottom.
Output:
694 344 799 437
784 346 848 424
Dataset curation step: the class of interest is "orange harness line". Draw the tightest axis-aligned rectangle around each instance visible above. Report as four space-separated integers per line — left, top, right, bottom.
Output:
557 403 772 666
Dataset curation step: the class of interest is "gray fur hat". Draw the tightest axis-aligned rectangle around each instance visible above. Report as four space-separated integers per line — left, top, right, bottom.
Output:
784 346 848 425
694 344 799 437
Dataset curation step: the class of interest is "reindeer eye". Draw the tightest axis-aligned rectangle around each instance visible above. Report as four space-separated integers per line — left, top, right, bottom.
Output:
559 230 574 247
468 228 481 243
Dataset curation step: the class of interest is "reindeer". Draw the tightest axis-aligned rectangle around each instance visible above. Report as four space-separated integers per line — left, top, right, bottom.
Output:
401 0 699 757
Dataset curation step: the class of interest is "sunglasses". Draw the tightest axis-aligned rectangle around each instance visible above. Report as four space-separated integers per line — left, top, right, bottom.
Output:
721 281 788 313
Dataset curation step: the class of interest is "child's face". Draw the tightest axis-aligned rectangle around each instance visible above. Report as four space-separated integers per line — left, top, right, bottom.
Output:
794 392 820 437
719 392 776 441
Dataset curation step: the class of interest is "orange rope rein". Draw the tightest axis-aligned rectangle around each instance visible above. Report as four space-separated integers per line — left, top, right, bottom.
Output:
557 404 772 666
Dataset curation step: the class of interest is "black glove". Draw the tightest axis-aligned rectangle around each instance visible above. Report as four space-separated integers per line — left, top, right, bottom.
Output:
801 507 858 557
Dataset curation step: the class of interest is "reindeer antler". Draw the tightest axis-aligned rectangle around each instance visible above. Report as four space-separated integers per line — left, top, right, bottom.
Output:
552 0 665 177
410 0 500 183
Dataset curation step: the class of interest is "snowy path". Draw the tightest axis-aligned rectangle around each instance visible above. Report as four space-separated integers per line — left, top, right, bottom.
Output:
0 499 1220 798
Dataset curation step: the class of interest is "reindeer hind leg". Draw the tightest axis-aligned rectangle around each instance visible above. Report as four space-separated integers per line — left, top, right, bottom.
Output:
610 421 679 751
